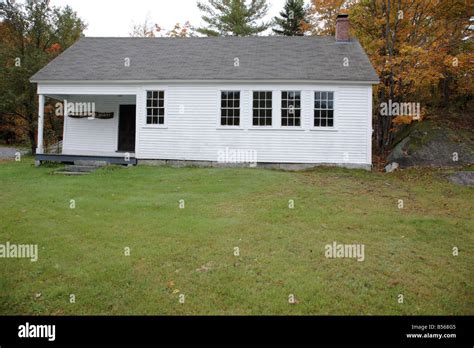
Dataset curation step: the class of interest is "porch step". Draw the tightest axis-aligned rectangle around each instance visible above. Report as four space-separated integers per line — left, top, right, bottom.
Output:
65 165 101 173
74 160 109 166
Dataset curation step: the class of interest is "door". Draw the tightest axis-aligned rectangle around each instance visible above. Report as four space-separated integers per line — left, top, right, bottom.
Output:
118 105 136 152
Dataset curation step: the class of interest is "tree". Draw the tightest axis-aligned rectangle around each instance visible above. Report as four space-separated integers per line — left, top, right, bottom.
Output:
166 21 196 38
130 20 196 38
196 0 270 36
308 0 349 35
349 0 472 152
308 0 472 154
129 16 159 37
272 0 310 36
0 0 86 153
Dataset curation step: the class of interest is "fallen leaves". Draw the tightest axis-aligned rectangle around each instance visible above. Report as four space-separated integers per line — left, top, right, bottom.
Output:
166 280 180 296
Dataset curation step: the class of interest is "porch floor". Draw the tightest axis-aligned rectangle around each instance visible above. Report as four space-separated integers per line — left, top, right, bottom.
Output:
35 153 137 165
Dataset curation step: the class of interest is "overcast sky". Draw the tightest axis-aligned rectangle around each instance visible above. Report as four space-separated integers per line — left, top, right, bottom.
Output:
48 0 297 37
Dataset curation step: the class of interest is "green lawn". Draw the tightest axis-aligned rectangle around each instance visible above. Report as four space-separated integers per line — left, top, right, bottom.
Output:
0 158 472 315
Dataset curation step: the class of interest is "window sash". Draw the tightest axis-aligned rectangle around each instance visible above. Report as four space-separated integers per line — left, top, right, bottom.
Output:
221 91 240 126
314 91 334 127
146 90 165 125
252 91 272 126
281 91 301 127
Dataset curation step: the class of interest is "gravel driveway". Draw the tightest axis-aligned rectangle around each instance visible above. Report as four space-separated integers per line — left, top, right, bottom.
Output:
0 146 29 159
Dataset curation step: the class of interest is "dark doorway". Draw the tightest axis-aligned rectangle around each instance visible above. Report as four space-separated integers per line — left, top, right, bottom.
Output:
118 105 136 152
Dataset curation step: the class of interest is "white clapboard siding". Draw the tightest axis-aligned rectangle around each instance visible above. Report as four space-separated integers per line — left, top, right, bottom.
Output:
61 95 135 155
39 82 372 165
136 83 372 165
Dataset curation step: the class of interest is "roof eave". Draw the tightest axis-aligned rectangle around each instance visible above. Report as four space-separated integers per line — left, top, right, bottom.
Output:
31 79 380 85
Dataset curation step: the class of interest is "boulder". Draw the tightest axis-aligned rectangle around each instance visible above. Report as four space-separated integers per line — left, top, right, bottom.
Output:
387 120 474 168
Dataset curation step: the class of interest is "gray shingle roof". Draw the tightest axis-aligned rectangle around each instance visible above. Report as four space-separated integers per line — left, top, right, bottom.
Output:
30 36 379 83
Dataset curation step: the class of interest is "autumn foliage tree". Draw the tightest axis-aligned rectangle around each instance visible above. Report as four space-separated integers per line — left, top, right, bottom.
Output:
350 0 472 152
309 0 473 153
309 0 350 35
130 19 196 38
166 21 196 37
0 0 86 152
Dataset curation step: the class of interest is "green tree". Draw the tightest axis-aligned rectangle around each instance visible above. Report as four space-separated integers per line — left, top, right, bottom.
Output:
196 0 270 36
272 0 310 36
0 0 86 153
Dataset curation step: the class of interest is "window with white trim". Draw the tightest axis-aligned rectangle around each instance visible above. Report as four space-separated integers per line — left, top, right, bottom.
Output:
252 91 272 126
281 91 301 127
221 91 240 126
146 90 164 125
314 91 334 127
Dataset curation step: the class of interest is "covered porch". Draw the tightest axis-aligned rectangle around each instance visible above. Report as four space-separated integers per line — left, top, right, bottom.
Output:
35 89 138 166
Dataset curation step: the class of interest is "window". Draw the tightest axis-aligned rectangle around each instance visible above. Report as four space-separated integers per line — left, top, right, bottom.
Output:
252 91 272 126
281 91 301 126
314 91 334 127
221 91 240 126
146 90 165 125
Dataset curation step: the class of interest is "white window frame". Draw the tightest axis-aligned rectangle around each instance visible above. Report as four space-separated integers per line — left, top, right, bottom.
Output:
280 90 303 128
311 89 338 131
218 90 242 129
251 90 273 128
143 89 168 129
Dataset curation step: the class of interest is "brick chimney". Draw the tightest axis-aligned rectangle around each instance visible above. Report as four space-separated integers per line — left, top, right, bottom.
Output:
335 13 350 42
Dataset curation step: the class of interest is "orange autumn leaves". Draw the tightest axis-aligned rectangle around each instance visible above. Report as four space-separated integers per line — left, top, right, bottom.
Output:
45 43 61 54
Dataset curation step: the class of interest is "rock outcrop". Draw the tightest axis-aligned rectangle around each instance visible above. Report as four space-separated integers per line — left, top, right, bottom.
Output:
387 120 473 168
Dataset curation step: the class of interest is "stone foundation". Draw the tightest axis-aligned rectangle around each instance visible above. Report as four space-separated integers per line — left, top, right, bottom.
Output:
138 159 371 171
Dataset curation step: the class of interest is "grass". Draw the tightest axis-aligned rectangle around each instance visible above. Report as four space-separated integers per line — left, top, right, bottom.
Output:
0 158 472 315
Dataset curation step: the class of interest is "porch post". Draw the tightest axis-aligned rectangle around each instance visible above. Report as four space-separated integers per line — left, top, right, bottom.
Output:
36 94 45 154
